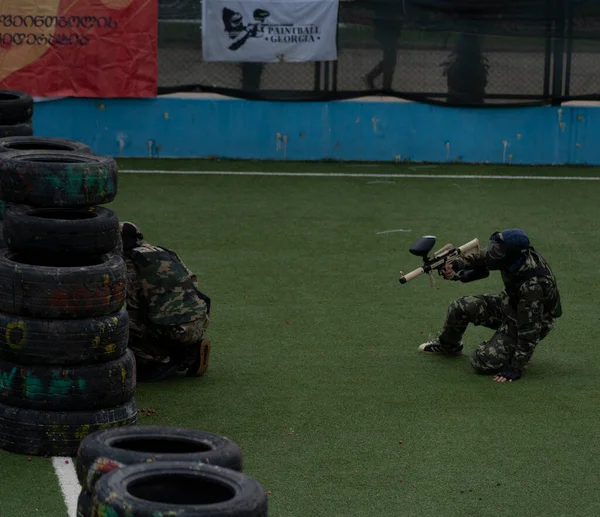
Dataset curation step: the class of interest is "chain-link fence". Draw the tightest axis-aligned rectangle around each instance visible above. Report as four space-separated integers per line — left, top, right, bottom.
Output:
157 0 600 105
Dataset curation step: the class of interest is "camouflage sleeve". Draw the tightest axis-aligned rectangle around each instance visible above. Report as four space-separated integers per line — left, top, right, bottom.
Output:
125 257 140 311
179 259 200 291
511 281 546 371
452 247 487 271
166 248 200 290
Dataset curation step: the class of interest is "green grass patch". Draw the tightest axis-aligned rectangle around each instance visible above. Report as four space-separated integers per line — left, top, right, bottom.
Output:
4 161 600 516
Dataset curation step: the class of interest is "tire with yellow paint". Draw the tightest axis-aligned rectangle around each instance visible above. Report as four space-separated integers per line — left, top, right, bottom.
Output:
0 397 137 457
0 308 129 365
0 349 136 411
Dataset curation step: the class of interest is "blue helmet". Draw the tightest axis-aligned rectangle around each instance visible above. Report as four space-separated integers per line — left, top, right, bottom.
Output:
485 228 530 271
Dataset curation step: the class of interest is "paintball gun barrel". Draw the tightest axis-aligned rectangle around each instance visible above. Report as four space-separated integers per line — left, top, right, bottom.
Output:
399 235 480 285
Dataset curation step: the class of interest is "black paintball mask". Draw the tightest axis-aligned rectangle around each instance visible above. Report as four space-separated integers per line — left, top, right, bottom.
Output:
485 229 531 272
120 222 144 251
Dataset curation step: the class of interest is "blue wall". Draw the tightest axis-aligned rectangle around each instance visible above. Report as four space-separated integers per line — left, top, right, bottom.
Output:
33 96 600 165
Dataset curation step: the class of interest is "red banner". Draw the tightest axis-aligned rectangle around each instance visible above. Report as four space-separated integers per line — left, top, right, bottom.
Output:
0 0 157 98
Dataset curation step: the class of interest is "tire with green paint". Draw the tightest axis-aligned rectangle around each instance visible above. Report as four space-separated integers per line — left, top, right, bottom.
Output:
76 426 243 493
0 122 33 138
0 90 33 125
0 349 136 411
0 398 138 457
0 150 117 207
93 462 268 517
0 250 126 319
0 136 91 154
76 490 94 517
0 308 129 366
4 204 121 255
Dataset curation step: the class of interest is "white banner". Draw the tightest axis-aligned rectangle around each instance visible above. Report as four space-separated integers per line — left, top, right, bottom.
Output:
202 0 339 62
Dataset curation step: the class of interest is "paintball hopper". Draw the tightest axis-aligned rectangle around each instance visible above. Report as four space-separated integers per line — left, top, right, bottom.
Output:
409 235 437 260
253 8 270 21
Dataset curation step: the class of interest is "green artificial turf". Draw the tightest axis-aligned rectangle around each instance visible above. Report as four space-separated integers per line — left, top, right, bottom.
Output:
4 161 600 516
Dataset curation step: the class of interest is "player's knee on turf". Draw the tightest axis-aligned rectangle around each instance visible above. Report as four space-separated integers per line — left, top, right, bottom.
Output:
470 347 503 375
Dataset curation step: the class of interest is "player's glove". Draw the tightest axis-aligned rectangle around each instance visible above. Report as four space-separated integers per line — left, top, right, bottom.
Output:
497 366 522 381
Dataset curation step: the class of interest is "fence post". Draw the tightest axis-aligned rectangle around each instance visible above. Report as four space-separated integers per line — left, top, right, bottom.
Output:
551 0 567 103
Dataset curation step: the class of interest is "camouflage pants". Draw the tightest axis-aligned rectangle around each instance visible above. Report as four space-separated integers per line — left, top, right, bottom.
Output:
437 293 554 374
128 310 209 368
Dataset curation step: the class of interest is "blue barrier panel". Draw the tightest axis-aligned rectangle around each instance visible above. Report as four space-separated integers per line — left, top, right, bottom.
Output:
32 96 600 165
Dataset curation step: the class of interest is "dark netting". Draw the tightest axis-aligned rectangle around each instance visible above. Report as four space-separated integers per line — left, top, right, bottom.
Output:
157 0 600 105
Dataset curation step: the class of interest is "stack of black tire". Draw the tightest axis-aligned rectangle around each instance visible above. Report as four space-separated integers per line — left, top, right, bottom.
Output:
75 426 269 517
0 90 34 139
0 139 137 457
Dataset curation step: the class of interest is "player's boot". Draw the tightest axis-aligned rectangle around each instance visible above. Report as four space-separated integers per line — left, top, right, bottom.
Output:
418 339 463 356
184 339 212 377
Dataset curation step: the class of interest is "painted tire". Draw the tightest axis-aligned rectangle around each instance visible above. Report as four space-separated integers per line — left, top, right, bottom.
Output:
76 490 94 517
0 250 126 319
0 136 91 153
0 349 136 411
76 426 243 493
0 90 33 125
0 150 117 207
93 462 267 517
0 308 129 365
0 398 138 457
0 122 33 138
4 205 121 255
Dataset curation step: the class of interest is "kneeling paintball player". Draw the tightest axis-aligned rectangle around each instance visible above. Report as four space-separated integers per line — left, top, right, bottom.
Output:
419 228 562 383
119 222 212 382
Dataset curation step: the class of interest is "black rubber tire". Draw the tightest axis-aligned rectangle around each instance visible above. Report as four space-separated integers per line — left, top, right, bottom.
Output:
0 91 33 125
4 205 120 255
0 249 126 319
0 150 117 207
76 426 243 492
0 122 33 137
93 462 268 517
76 490 94 517
0 136 91 153
0 226 4 248
0 398 138 456
0 307 129 366
0 349 136 411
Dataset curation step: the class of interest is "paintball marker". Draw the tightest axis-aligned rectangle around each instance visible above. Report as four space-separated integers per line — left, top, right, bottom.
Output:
399 235 480 286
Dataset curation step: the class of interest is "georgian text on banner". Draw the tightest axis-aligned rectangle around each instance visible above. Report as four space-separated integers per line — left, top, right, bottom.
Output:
0 0 158 98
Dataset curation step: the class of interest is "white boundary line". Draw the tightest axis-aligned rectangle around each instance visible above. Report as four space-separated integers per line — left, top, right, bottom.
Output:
52 457 81 517
119 169 600 181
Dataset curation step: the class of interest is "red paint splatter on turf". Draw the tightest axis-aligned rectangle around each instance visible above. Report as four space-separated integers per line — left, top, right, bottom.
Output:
398 440 403 444
285 320 290 324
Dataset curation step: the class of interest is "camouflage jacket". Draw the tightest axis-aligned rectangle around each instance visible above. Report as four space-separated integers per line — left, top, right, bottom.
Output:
125 242 208 328
453 248 561 371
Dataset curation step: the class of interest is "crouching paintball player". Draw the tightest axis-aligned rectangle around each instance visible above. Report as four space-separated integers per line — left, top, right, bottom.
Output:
119 222 212 382
417 228 562 383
